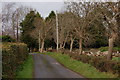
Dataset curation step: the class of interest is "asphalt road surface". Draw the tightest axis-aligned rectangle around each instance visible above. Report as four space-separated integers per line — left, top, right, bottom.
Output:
31 53 87 79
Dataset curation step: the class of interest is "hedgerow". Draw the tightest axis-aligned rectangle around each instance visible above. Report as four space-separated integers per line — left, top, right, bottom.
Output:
2 43 29 78
62 50 120 77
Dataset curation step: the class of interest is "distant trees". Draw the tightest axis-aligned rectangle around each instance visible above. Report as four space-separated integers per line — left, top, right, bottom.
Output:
62 1 120 60
2 3 32 41
46 11 77 51
44 11 56 51
65 2 102 54
98 2 120 60
58 13 70 49
20 10 56 52
20 11 38 51
2 3 15 37
31 12 44 52
25 11 56 52
32 13 45 52
45 11 57 50
86 19 107 48
4 1 119 60
57 12 76 52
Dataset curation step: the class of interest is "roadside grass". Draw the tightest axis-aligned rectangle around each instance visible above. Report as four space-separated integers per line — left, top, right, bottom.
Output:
16 55 33 78
45 52 118 78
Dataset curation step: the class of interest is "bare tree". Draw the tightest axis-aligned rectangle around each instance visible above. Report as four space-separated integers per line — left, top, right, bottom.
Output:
65 2 100 54
58 13 70 49
2 3 16 37
12 5 33 41
31 15 53 52
98 2 120 60
58 12 76 51
2 3 33 41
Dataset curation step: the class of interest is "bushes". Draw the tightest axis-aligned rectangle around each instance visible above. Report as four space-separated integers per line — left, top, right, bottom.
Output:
2 43 29 78
63 51 120 76
1 35 15 42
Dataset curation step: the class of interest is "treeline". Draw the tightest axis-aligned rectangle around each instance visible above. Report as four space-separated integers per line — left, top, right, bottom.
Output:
2 2 120 61
2 3 33 41
62 50 120 76
19 2 120 60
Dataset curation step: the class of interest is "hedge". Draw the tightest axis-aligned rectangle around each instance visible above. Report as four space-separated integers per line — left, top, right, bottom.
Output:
2 43 29 78
62 50 120 77
1 35 15 42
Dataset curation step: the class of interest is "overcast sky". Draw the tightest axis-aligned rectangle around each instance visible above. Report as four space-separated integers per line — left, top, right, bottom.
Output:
19 2 65 18
1 0 118 18
1 0 66 18
2 2 65 18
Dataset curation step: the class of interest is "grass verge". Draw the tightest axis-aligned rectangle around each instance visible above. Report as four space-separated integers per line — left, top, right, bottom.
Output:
45 52 118 78
16 55 33 78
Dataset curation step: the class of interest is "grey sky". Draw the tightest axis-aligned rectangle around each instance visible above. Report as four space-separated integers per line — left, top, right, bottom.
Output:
17 2 65 18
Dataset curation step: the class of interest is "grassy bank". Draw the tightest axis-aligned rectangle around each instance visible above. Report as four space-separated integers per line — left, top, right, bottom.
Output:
45 52 118 78
16 55 33 78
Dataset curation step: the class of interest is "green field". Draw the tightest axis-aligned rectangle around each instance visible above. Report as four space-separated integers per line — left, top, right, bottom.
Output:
99 47 120 52
45 52 118 78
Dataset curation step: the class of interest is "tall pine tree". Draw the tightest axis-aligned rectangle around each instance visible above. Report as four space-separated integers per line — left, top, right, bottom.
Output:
20 11 38 51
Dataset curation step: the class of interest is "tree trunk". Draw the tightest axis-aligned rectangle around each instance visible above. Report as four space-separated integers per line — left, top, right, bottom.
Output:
70 38 74 52
40 39 44 52
12 14 16 40
62 42 66 49
107 37 114 60
62 43 65 49
12 25 16 39
16 20 19 42
39 30 41 52
116 2 120 36
62 35 68 49
60 43 62 49
79 38 83 55
61 41 66 49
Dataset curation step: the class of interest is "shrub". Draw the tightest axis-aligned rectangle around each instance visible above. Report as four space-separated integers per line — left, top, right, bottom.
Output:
2 43 29 78
2 35 15 42
64 51 120 76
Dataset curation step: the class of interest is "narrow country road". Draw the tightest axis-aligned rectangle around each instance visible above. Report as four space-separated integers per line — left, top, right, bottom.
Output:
31 53 87 79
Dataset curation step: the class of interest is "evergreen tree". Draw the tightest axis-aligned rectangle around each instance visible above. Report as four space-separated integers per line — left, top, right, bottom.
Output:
36 12 41 18
20 10 38 51
45 11 55 21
